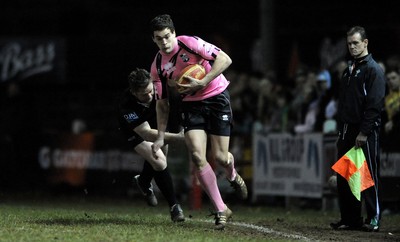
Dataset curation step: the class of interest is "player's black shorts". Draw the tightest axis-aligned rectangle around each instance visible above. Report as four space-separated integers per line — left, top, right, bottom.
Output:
181 89 232 136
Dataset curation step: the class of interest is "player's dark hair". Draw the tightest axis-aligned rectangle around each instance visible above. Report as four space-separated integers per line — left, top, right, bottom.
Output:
150 14 175 34
128 68 151 91
347 26 367 40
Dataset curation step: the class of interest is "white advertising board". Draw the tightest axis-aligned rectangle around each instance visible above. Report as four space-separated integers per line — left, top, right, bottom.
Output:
253 133 324 200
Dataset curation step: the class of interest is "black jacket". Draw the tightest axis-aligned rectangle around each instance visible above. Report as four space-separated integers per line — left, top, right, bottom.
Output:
337 54 386 135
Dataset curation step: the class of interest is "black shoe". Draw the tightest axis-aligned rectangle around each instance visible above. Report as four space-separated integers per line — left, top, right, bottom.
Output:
134 175 158 207
362 218 379 232
330 220 362 230
330 221 349 230
170 204 185 222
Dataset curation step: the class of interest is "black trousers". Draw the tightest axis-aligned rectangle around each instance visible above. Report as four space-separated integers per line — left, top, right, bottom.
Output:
336 123 381 225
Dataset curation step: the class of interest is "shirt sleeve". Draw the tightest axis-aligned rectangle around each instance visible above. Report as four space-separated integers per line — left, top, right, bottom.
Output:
360 64 386 134
179 35 221 61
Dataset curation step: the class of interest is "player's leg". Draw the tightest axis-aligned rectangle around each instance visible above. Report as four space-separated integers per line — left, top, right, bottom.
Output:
139 160 155 187
133 141 163 207
156 145 185 222
185 129 226 212
210 135 248 200
134 160 158 206
209 134 231 176
135 141 185 221
182 97 229 229
135 141 167 171
207 88 248 201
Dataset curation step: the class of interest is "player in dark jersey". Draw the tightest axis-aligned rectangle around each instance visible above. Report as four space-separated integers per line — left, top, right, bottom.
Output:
117 68 185 222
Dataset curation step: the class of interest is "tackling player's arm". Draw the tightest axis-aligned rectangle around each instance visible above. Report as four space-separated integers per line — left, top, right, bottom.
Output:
131 121 168 171
134 121 184 144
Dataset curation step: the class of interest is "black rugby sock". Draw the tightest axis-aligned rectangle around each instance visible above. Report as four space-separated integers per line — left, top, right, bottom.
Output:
153 167 178 207
139 161 155 189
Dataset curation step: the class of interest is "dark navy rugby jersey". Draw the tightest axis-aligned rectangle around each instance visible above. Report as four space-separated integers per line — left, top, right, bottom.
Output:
117 88 157 146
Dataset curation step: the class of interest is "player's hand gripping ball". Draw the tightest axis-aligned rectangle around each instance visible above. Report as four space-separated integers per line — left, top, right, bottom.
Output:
176 64 206 93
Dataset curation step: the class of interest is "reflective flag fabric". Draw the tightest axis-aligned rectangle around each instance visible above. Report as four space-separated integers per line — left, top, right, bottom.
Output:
331 147 375 201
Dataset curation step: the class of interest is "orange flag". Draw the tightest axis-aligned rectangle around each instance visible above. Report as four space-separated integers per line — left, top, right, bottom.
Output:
331 147 375 201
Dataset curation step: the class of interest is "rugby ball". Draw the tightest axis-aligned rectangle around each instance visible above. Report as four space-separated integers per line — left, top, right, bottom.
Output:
176 64 206 93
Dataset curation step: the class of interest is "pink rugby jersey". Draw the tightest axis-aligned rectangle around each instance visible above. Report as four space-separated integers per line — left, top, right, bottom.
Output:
151 35 229 102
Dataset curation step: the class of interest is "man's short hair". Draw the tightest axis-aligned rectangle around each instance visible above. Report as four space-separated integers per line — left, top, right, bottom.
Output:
128 68 151 91
347 26 367 40
150 14 175 34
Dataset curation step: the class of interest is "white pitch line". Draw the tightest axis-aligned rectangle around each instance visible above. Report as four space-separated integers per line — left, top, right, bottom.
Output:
230 221 313 241
196 219 313 241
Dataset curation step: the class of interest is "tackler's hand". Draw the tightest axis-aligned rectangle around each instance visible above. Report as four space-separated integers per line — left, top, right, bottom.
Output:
151 138 164 159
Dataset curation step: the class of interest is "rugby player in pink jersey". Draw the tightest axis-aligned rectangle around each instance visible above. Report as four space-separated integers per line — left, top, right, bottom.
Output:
149 14 248 230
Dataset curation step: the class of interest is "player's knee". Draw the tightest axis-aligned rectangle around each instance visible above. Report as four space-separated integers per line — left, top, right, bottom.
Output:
150 157 167 171
152 161 167 171
214 152 229 167
190 152 206 168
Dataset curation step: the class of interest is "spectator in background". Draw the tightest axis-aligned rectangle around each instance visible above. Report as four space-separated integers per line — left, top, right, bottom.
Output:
385 55 400 71
314 69 337 133
322 60 348 133
253 73 276 133
382 67 400 151
293 70 319 134
331 26 385 232
289 68 310 126
323 97 338 133
266 87 292 133
230 72 258 134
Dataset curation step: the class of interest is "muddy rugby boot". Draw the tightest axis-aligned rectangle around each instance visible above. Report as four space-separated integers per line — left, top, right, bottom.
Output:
212 206 233 230
170 204 185 222
134 175 158 207
227 156 248 200
229 173 248 200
